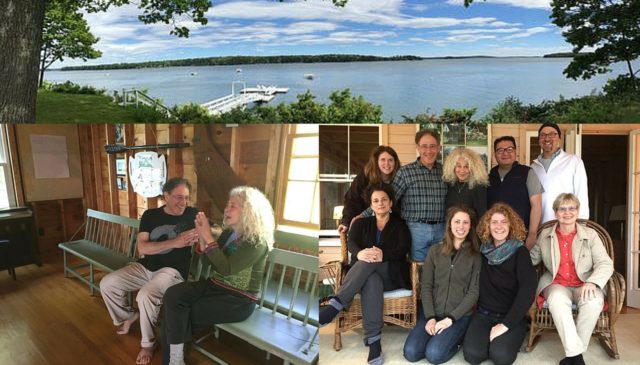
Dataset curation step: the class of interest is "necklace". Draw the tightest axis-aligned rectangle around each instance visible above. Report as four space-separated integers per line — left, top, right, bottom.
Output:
456 181 466 194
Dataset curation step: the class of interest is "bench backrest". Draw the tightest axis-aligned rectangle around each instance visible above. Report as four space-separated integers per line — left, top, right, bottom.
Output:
259 248 318 326
274 230 318 255
191 246 319 326
85 209 140 257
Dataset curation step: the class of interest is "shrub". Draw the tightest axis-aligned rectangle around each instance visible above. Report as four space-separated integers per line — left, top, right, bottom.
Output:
50 81 106 95
130 106 172 123
171 103 212 123
603 75 639 97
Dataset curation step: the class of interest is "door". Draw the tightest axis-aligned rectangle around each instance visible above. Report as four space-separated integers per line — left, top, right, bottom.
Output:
628 129 640 307
564 123 581 156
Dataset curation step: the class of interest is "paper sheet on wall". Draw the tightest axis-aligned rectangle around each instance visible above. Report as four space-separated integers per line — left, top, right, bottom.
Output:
30 134 70 179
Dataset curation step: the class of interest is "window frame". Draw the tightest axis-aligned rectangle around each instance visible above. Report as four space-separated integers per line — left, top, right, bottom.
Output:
319 124 380 236
0 125 17 209
277 125 319 231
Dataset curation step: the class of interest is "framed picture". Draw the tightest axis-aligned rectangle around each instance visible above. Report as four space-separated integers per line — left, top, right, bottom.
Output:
115 157 126 176
116 176 127 191
115 124 124 144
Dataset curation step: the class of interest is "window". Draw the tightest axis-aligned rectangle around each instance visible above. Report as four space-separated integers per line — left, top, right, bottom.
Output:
279 125 319 229
0 126 16 208
319 125 379 235
422 122 489 168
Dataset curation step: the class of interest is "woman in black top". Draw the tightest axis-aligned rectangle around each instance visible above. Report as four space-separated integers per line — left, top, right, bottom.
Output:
338 145 400 234
463 203 536 365
442 147 488 219
321 183 411 365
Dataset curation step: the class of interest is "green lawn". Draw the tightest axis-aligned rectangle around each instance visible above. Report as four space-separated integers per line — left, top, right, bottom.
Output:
36 90 168 123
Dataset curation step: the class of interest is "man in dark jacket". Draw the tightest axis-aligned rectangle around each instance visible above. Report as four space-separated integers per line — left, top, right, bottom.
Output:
487 136 543 249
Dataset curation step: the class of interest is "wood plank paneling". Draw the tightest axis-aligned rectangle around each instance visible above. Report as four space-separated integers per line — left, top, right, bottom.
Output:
14 124 287 256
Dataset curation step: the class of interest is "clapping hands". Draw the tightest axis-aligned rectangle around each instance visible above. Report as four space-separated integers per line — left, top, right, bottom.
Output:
195 212 214 242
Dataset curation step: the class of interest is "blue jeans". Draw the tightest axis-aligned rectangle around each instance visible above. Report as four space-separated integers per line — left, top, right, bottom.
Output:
403 309 471 364
406 221 444 262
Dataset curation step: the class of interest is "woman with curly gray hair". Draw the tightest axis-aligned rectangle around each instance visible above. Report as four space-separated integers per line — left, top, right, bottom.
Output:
442 147 489 219
160 186 275 365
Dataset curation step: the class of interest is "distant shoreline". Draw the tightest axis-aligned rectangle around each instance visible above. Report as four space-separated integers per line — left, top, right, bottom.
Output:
54 53 577 72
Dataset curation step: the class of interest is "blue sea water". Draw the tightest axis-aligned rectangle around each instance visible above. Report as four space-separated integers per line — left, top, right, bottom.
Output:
44 58 632 121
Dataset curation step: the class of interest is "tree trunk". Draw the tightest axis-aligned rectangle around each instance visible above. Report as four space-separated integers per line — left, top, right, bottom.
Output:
0 0 46 123
627 59 638 93
39 45 47 89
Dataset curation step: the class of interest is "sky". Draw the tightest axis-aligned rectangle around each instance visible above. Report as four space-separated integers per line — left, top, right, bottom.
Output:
58 0 572 67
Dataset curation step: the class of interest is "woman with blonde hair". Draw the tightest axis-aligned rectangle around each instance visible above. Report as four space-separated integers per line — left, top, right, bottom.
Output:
160 186 275 365
531 193 613 365
442 147 489 219
463 203 536 365
338 145 401 234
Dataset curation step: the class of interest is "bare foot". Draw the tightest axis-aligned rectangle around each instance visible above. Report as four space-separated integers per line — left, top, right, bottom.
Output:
136 346 154 365
116 312 140 335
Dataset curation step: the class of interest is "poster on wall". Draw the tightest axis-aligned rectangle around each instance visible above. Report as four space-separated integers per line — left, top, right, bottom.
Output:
30 134 70 179
128 152 167 197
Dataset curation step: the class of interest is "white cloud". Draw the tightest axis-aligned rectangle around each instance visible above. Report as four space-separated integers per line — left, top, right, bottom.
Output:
447 34 496 42
502 26 550 39
54 0 559 66
447 27 521 35
210 0 513 29
446 0 550 10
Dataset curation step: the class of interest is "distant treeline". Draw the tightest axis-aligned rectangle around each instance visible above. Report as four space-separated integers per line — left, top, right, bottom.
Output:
60 54 423 71
543 52 592 58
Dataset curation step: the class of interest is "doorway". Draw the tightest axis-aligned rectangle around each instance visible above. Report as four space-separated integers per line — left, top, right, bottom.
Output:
581 135 628 281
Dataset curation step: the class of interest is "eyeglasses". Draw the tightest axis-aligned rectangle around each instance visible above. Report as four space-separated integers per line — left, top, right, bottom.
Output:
539 132 559 139
495 147 515 154
557 206 577 213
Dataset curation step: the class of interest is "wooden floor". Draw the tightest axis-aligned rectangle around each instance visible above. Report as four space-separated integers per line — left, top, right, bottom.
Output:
0 255 284 365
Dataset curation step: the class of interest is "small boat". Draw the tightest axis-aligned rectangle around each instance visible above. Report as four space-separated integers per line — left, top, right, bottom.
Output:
236 68 242 73
189 72 198 76
303 73 314 80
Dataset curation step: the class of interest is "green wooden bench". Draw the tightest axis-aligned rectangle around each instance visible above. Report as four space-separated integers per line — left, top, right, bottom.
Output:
58 209 140 295
191 247 319 365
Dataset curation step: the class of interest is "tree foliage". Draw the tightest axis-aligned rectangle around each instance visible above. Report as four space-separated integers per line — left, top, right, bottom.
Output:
40 0 102 87
551 0 640 92
205 89 383 124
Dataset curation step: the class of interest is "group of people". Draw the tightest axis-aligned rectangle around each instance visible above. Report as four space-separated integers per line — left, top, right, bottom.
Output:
99 178 275 365
321 123 612 365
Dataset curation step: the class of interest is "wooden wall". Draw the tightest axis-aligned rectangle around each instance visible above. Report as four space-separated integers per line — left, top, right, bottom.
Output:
7 124 285 257
380 124 418 165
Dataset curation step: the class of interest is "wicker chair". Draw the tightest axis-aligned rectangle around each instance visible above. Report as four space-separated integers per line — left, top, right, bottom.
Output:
526 219 626 359
323 232 420 351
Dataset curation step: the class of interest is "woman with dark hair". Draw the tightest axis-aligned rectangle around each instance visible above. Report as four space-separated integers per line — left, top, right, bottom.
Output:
338 145 400 234
463 203 536 365
403 205 481 364
442 147 488 219
321 183 411 365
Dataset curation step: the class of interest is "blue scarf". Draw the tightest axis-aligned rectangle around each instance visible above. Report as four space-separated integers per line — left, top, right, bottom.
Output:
480 238 523 265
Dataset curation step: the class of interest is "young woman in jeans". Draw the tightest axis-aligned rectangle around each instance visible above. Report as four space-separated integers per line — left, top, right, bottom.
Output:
403 205 481 364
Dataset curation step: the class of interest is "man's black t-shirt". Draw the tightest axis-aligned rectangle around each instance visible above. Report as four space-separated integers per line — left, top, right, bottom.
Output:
137 206 198 280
